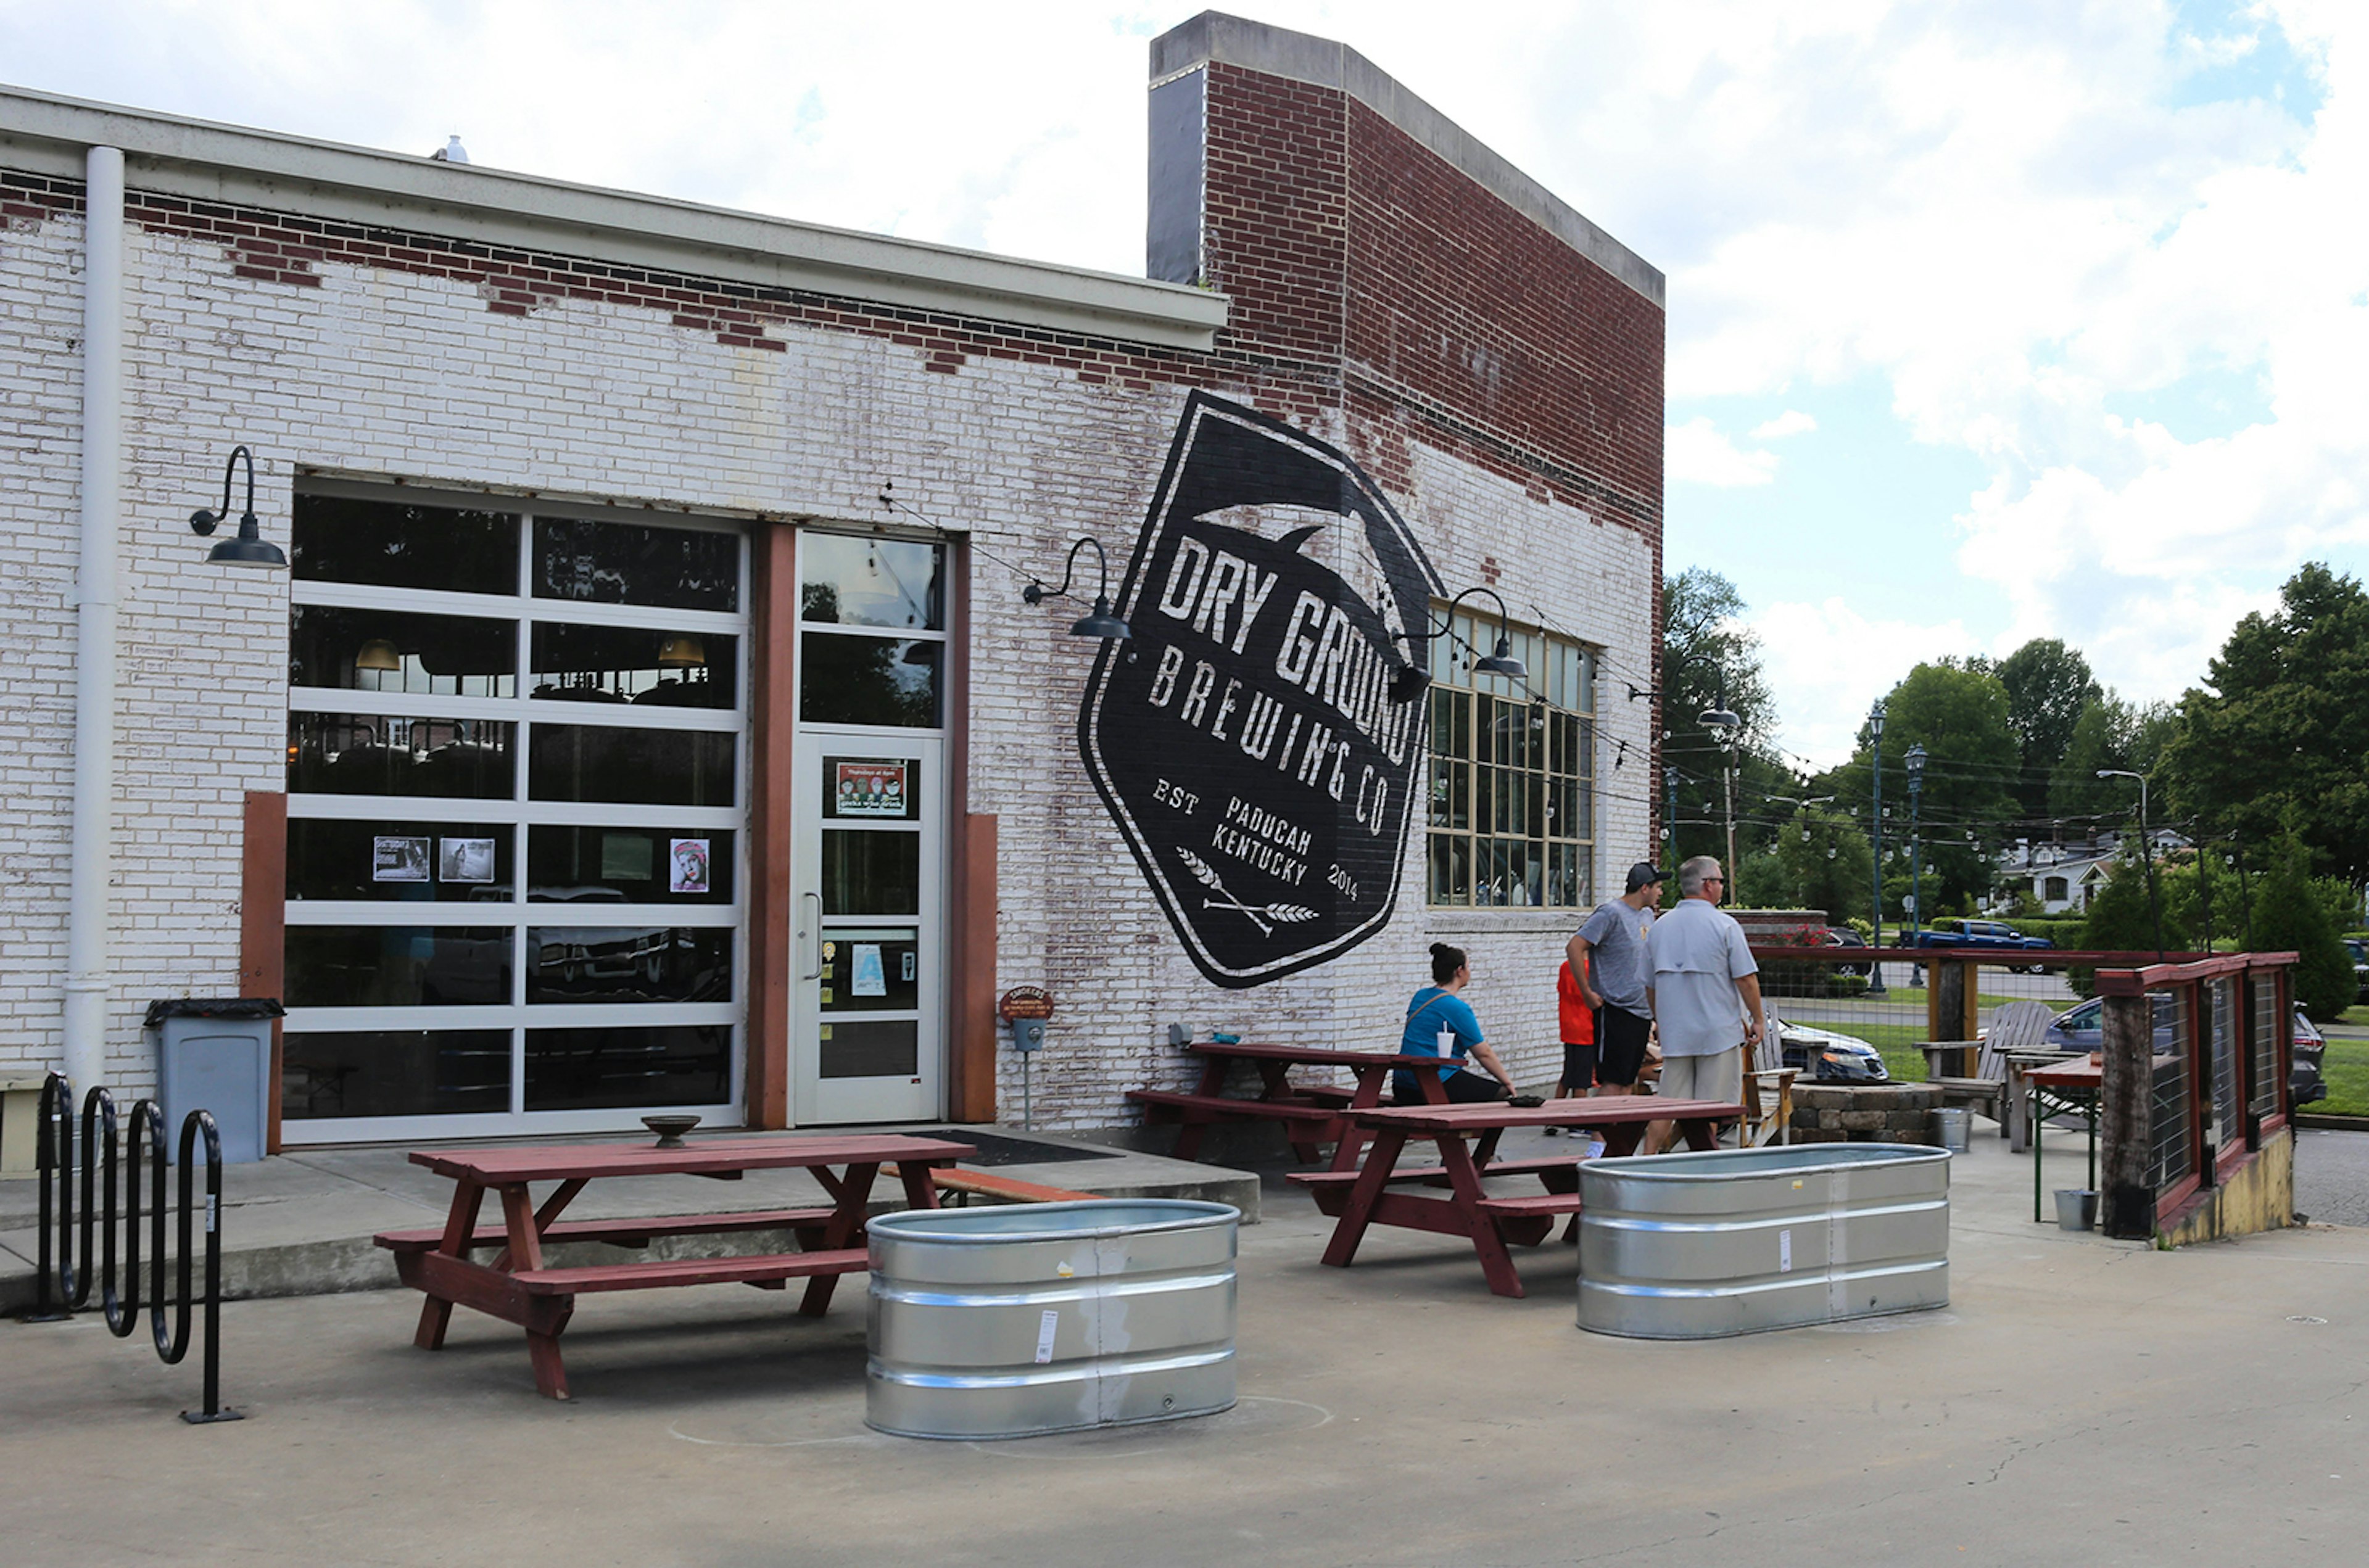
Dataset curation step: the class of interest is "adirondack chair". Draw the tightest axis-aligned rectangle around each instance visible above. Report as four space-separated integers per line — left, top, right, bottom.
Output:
1740 1010 1800 1147
1922 1000 2061 1142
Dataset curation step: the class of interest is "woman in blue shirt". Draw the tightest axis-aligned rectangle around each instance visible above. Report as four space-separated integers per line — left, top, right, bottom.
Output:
1395 943 1523 1105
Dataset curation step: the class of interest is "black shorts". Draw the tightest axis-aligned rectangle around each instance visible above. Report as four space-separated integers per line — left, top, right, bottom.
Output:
1595 1007 1650 1086
1561 1040 1598 1091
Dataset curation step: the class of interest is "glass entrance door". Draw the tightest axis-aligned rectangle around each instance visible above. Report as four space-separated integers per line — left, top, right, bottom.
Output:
792 737 943 1123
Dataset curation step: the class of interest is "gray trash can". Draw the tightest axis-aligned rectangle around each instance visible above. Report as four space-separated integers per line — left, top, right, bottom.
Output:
145 997 284 1163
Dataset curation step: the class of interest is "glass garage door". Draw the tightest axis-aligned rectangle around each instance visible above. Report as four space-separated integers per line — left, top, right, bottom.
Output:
279 487 747 1141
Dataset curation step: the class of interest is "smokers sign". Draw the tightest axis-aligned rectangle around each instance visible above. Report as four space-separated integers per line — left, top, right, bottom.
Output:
1081 394 1443 988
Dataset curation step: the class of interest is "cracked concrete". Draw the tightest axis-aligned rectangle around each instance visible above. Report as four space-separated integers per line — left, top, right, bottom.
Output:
5 1123 2367 1564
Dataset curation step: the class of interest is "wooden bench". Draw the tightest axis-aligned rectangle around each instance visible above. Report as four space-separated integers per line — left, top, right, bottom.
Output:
375 1207 836 1255
1133 1042 1457 1165
511 1248 869 1294
883 1165 1099 1207
1289 1153 1589 1238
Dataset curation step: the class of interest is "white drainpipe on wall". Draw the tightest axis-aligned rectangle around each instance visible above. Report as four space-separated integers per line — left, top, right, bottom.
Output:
64 145 123 1094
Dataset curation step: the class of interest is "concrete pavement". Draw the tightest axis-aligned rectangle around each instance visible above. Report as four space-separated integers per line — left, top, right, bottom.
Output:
4 1123 2365 1566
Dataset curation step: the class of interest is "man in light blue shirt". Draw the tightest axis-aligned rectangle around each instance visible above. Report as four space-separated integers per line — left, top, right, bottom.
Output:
1643 856 1763 1150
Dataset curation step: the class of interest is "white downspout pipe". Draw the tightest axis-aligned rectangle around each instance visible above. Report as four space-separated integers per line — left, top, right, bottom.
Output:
65 146 123 1094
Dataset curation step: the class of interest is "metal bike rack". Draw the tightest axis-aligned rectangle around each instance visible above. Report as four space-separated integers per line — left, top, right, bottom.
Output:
17 1071 242 1424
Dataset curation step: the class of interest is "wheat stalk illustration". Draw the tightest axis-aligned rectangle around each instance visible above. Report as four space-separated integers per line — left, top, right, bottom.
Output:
1176 847 1319 936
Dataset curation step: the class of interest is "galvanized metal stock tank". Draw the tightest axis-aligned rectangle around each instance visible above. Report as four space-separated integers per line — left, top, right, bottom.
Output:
867 1199 1239 1439
1578 1144 1949 1339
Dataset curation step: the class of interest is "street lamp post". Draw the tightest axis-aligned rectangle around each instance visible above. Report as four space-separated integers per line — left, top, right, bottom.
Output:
1867 700 1887 997
2097 768 2165 957
1629 654 1741 873
1905 743 1927 936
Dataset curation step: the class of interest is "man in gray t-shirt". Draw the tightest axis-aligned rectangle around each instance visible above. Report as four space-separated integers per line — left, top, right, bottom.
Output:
1566 861 1664 1092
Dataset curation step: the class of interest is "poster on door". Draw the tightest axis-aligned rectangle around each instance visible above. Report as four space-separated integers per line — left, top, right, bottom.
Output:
833 761 909 818
1080 392 1442 989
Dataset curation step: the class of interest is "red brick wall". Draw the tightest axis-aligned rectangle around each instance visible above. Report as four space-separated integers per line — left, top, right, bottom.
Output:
1191 62 1664 543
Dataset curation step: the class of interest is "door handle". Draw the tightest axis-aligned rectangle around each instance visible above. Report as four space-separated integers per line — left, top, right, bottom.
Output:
800 891 822 981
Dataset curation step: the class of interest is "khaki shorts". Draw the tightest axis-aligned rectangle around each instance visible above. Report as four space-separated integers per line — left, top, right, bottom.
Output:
1656 1047 1742 1105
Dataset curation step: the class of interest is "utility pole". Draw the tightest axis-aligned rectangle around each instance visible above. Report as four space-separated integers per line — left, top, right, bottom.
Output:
1721 737 1739 885
1664 765 1679 867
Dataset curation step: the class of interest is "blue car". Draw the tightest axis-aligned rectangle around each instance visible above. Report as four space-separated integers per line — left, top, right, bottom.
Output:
2043 996 2326 1104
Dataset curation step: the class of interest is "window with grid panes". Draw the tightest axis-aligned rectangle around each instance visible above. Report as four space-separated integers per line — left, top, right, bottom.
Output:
1424 608 1595 907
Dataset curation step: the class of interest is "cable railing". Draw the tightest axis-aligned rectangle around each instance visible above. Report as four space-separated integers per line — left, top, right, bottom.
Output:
17 1071 242 1424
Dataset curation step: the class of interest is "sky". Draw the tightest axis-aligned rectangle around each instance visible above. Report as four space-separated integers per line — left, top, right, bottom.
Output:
3 0 2362 768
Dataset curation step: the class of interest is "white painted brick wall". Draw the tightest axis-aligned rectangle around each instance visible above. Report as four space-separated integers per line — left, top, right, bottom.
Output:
0 187 1658 1134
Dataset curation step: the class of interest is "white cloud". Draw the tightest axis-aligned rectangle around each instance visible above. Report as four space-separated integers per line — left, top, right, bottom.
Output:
1750 410 1817 440
1 0 2360 748
1750 598 1978 768
1667 418 1779 487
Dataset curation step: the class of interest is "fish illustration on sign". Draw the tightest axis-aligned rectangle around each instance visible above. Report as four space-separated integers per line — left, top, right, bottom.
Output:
1081 393 1442 988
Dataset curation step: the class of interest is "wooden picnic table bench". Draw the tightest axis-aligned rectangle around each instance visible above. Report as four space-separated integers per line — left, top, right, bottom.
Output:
1128 1040 1452 1166
374 1133 970 1400
1314 1097 1743 1299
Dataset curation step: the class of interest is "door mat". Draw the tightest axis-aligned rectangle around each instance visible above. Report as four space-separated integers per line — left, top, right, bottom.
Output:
909 1129 1122 1166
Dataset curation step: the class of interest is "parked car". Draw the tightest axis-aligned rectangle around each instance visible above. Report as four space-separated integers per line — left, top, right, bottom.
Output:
1909 918 2056 972
2345 938 2369 1005
1766 1010 1889 1083
2044 996 2328 1105
1821 927 1871 977
2293 1012 2328 1106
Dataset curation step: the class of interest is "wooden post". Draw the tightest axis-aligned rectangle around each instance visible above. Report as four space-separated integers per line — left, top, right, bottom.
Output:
2099 991 2155 1239
240 791 286 1152
1931 960 1967 1046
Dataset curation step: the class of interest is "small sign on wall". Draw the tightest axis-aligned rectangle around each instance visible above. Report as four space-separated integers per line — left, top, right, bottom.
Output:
373 836 429 882
669 837 710 894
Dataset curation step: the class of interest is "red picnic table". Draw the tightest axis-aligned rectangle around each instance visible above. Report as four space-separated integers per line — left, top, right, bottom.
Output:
1301 1097 1744 1298
373 1132 972 1399
1128 1040 1451 1166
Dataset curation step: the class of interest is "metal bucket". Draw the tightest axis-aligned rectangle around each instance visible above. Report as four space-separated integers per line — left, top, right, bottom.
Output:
1932 1107 1970 1153
866 1199 1238 1440
1579 1144 1950 1339
2054 1189 2098 1232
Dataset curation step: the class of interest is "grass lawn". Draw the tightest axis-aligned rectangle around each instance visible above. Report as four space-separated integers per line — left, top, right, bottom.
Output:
2318 1036 2369 1117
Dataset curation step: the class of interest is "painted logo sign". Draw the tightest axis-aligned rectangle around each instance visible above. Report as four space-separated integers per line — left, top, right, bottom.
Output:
1081 394 1442 989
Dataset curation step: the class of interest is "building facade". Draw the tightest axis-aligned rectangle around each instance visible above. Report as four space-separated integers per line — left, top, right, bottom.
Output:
0 14 1664 1143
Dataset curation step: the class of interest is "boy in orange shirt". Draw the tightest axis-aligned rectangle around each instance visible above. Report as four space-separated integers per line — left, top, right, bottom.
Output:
1546 955 1606 1153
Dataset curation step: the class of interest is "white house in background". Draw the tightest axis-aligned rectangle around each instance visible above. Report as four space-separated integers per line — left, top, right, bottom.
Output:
1996 829 2191 914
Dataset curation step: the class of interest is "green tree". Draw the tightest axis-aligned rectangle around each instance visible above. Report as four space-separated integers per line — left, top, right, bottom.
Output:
1734 804 1874 920
1659 569 1790 874
2248 830 2356 1020
2049 696 2173 823
2162 563 2369 886
1819 662 2021 918
1990 638 2101 815
2062 843 2168 997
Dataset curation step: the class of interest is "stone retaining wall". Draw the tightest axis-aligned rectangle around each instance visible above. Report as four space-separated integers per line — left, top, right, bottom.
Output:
1788 1083 1943 1145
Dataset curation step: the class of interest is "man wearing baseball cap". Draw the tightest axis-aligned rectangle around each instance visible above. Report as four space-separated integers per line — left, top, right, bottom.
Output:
1565 860 1666 1097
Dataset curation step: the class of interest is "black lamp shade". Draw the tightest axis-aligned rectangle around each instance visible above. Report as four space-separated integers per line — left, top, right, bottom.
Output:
1069 596 1130 640
1387 661 1431 703
205 511 286 569
1475 636 1526 680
